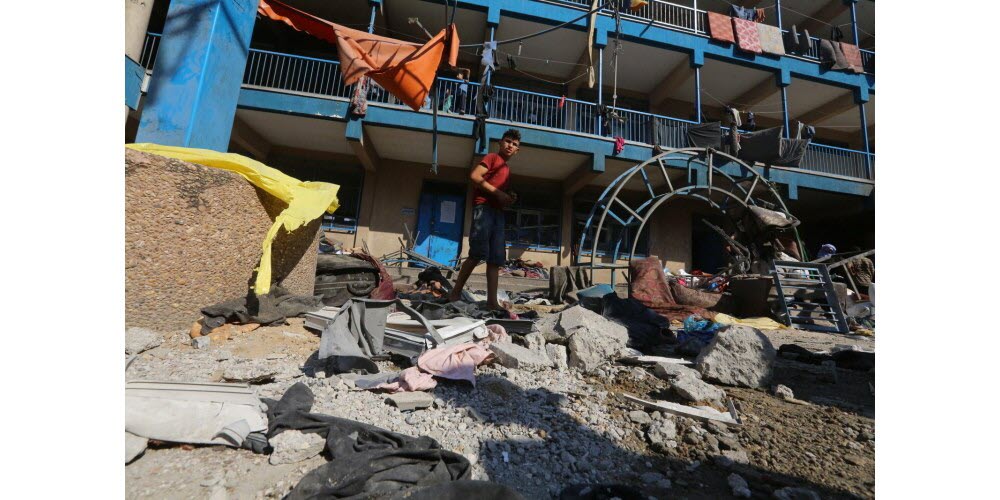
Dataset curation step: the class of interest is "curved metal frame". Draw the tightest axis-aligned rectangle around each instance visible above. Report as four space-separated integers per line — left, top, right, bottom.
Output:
575 147 801 275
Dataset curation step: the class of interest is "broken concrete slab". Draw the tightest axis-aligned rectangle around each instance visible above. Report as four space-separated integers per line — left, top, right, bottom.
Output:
385 391 435 411
269 429 325 465
628 410 652 425
621 394 740 426
652 362 701 380
523 332 546 351
670 373 727 405
222 361 279 384
721 449 750 464
537 306 628 345
126 327 163 355
567 325 629 373
620 355 692 366
125 431 148 464
192 336 211 349
490 342 553 372
545 344 569 371
695 325 776 388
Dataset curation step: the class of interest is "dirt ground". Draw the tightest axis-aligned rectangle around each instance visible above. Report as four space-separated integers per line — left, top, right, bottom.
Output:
125 315 874 499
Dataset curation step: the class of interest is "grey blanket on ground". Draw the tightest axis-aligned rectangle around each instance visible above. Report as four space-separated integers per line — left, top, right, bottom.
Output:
318 299 441 375
549 266 593 305
201 286 324 331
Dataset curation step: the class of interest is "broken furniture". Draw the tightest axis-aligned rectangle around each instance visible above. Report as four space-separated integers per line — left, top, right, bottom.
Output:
314 254 381 306
771 260 849 333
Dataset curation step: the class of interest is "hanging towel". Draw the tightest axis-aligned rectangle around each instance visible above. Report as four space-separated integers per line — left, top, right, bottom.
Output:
587 0 598 89
819 39 852 72
257 0 459 111
725 107 742 128
732 18 763 54
799 28 812 54
559 95 566 108
839 42 864 73
757 23 785 56
738 127 784 165
727 126 741 157
350 76 369 117
730 5 756 21
707 12 736 44
614 136 625 155
630 0 649 11
783 24 801 54
773 138 810 168
481 40 497 71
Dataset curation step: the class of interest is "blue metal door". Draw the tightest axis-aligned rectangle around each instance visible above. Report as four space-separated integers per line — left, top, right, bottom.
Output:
414 192 465 267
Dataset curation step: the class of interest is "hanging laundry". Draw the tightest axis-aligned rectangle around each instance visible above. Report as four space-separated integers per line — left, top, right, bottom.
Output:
799 28 812 54
613 136 625 155
754 8 766 23
630 0 649 11
587 0 598 89
442 92 454 113
773 138 810 168
830 26 845 42
507 54 517 70
481 40 497 71
558 95 566 108
727 125 741 157
350 76 369 117
730 5 756 21
257 0 459 111
795 122 816 140
686 122 722 149
839 42 864 73
737 126 783 164
707 12 736 44
732 18 763 54
725 107 742 128
783 25 802 54
757 23 785 56
746 111 756 131
819 39 854 72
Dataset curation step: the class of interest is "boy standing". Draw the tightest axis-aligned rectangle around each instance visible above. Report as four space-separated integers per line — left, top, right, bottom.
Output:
448 129 521 309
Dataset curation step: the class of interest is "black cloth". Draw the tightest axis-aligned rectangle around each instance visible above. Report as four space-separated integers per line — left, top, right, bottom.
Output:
773 138 810 167
549 266 593 305
738 127 784 164
416 267 453 292
653 119 674 148
686 121 722 149
783 24 801 54
266 383 476 500
201 286 323 331
579 292 671 349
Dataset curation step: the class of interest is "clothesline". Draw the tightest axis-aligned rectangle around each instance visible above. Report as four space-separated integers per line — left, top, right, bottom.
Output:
778 4 874 40
701 89 786 113
457 1 610 48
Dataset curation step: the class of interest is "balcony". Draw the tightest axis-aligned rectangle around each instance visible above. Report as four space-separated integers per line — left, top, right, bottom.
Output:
553 0 874 74
139 33 873 181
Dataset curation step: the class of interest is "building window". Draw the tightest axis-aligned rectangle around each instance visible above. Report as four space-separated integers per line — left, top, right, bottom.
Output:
572 202 650 258
503 190 561 251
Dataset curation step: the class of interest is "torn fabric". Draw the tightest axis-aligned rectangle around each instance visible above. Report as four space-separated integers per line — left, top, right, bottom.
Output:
258 0 459 111
126 144 339 295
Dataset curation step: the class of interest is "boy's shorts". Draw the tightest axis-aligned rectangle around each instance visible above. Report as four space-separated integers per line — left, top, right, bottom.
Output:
468 204 506 266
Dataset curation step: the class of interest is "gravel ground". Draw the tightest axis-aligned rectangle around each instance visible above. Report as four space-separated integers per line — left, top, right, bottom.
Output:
125 317 874 499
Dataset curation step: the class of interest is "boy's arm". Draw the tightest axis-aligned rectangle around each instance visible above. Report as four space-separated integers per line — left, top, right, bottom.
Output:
470 163 513 206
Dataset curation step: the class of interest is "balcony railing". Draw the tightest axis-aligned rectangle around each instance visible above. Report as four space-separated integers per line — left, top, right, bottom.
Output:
139 33 873 180
551 1 873 73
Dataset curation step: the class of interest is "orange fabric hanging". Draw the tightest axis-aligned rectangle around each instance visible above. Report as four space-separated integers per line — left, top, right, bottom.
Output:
257 0 459 111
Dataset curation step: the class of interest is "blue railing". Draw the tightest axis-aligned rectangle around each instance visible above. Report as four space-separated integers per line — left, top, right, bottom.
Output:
139 33 873 180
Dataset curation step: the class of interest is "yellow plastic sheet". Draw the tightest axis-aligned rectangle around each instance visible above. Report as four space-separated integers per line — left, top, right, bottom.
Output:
127 144 340 295
713 313 789 330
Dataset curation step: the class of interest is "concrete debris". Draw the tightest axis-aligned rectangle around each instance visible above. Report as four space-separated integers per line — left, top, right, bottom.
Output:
652 362 702 380
627 410 652 425
622 394 739 426
545 344 569 371
125 327 163 355
670 373 727 405
536 305 628 345
385 391 435 411
490 342 554 371
567 325 628 373
268 430 325 465
773 487 822 500
721 449 750 464
696 325 777 388
523 332 546 351
646 417 678 446
727 473 752 498
192 336 211 349
125 432 148 464
772 384 795 400
222 361 280 383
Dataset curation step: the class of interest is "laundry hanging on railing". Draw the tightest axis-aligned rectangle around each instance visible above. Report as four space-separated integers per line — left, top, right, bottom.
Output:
737 127 810 168
732 18 763 54
350 76 369 117
757 23 785 56
481 40 497 71
746 111 756 131
257 0 459 111
783 25 812 55
707 12 736 44
630 0 649 11
613 136 625 155
686 122 722 149
730 5 756 21
839 42 864 73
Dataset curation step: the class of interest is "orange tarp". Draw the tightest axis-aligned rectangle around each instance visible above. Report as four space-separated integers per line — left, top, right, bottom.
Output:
258 0 459 111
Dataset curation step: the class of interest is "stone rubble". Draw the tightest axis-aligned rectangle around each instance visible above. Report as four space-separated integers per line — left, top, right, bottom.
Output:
696 325 777 388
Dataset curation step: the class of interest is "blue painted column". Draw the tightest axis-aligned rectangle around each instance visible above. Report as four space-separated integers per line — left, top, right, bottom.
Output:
778 69 791 138
775 0 783 30
136 0 257 150
847 0 860 46
691 51 704 123
597 47 604 135
856 89 871 178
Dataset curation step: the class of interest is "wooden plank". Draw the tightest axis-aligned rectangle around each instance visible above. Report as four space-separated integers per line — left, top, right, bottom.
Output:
620 393 740 426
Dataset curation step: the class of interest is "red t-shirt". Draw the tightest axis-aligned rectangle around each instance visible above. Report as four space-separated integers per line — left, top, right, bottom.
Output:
473 153 511 209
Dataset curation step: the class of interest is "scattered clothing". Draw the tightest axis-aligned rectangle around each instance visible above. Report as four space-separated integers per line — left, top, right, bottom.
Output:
629 257 716 322
678 314 722 349
408 301 517 321
265 383 479 499
757 23 785 56
713 313 788 330
549 266 593 305
499 259 549 279
417 343 495 386
732 18 762 54
258 0 459 111
846 255 875 287
200 286 323 332
707 12 736 44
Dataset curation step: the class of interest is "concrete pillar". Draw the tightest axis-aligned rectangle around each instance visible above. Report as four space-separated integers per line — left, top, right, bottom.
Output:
125 0 156 62
354 169 379 249
136 0 257 150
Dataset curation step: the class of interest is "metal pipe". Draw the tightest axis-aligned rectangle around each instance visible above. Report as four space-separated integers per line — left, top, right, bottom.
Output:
859 102 871 179
848 0 860 46
780 85 790 138
597 46 604 136
775 0 783 30
368 4 377 34
694 64 701 123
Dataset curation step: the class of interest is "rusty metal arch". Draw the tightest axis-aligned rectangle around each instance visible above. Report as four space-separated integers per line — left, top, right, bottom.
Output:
575 147 801 278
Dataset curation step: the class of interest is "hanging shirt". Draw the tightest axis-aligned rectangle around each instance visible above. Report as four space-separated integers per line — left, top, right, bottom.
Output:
730 5 756 21
481 41 497 71
473 153 511 209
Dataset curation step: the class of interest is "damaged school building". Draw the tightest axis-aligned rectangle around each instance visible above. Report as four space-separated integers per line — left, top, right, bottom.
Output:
126 0 874 280
124 1 875 498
